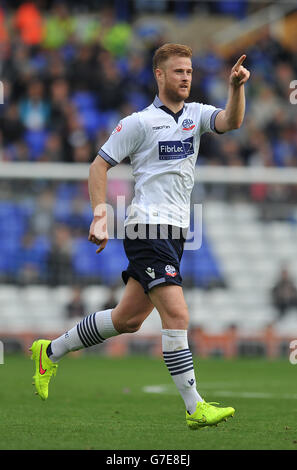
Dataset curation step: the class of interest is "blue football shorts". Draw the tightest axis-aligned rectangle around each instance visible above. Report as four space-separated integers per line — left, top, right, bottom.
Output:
122 224 186 294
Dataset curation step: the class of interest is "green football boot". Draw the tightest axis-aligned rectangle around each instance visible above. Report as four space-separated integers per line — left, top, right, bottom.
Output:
30 339 58 400
186 400 235 430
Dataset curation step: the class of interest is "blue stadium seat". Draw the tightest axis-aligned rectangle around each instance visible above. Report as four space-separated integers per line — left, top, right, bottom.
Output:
98 239 127 285
72 238 103 278
53 198 72 224
82 204 93 228
53 197 92 229
125 91 148 112
24 129 49 160
193 234 223 288
215 0 247 19
71 91 97 111
0 231 47 282
181 231 224 288
80 109 118 138
180 252 194 283
0 236 21 275
72 237 126 285
0 251 8 275
17 235 50 278
56 182 80 201
0 202 28 239
80 109 105 138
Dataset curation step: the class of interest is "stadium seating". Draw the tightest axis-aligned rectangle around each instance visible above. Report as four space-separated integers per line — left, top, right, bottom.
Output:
23 130 49 160
1 200 296 338
0 2 297 343
203 201 297 335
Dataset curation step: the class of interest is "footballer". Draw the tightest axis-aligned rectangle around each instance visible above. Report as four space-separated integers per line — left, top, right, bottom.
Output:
31 43 250 429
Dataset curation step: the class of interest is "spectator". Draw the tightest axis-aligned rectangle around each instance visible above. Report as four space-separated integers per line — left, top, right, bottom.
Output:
19 79 50 131
98 6 132 57
62 110 89 162
249 85 284 129
39 132 65 162
68 44 97 91
260 183 294 222
13 1 44 46
42 2 76 49
1 3 297 293
30 187 55 235
49 78 71 132
1 7 296 172
95 53 126 110
17 231 49 286
47 224 74 287
72 141 92 164
3 140 31 162
65 286 85 320
102 286 118 310
2 103 25 145
271 267 297 318
0 7 8 43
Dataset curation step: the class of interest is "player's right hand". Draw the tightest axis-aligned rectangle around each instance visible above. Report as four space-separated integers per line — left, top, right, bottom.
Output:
229 54 250 87
88 215 109 254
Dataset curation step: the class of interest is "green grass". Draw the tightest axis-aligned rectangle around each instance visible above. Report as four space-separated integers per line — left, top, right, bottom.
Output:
0 354 297 450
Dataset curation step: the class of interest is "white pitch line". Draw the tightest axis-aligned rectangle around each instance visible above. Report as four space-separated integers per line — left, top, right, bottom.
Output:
142 385 297 400
143 385 177 395
214 391 297 400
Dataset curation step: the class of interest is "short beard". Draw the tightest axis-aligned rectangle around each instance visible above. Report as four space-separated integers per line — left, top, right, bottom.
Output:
164 85 190 104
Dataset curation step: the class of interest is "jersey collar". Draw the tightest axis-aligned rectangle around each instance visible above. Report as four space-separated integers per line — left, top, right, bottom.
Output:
153 95 185 123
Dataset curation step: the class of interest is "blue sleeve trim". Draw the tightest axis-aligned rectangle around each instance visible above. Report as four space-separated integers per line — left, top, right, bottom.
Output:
153 95 163 108
98 148 118 166
210 108 224 134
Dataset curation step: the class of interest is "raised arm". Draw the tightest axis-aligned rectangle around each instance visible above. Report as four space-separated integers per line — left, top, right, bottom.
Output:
88 155 112 253
215 54 250 133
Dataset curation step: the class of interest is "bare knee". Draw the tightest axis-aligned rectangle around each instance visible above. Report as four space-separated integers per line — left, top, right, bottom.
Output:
112 308 151 334
123 318 143 333
115 317 143 334
148 285 189 330
161 309 189 330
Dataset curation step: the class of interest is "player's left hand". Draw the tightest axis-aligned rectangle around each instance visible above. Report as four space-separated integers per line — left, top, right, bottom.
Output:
88 215 109 254
229 55 250 87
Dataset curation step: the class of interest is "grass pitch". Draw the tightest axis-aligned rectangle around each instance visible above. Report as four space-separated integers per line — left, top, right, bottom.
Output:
0 353 296 450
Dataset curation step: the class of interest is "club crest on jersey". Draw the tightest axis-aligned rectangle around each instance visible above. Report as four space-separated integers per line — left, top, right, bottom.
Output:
159 136 194 160
165 265 177 277
182 118 195 131
111 122 122 135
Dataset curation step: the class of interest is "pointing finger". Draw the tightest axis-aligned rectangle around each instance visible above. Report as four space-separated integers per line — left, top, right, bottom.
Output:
233 54 246 70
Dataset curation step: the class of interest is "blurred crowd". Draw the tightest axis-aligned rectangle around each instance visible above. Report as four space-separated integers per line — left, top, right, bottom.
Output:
0 1 297 291
0 1 296 171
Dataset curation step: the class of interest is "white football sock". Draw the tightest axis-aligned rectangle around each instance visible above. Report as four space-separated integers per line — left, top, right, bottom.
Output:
49 309 119 362
162 329 203 415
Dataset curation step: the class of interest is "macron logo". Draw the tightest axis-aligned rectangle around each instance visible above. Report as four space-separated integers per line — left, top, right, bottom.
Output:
159 137 194 160
145 267 155 279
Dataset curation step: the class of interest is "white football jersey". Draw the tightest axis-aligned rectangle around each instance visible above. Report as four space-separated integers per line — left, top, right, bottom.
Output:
98 96 222 228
